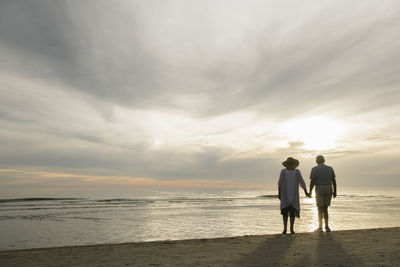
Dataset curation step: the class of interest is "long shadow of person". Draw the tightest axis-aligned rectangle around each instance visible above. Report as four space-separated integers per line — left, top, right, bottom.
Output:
315 232 365 266
236 235 295 266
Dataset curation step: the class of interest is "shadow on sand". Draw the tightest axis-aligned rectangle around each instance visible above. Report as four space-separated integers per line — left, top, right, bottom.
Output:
236 234 295 266
237 231 366 266
314 232 365 267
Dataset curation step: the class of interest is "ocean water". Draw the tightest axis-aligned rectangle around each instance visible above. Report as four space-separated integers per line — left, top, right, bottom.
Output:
0 187 399 250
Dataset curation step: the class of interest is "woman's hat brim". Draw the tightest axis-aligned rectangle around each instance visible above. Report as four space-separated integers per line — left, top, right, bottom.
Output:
282 158 299 168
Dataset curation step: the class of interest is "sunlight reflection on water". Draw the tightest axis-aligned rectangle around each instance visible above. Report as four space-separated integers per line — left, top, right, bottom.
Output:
302 196 319 232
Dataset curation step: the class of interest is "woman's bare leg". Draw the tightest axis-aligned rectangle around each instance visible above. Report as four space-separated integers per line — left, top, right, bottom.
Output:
282 215 288 234
290 216 295 234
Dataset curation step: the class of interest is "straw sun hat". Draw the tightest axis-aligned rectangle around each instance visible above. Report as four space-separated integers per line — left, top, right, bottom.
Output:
282 157 299 169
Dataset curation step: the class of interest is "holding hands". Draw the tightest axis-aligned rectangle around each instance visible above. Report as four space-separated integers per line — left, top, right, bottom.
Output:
303 189 311 198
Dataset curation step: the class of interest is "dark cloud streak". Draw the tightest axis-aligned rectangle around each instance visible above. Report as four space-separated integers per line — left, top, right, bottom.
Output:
1 1 399 118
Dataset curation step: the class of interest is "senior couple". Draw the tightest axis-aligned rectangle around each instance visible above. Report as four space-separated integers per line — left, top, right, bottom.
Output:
278 155 337 234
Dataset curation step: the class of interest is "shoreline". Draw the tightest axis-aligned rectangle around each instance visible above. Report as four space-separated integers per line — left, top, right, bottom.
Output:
1 227 399 266
1 226 399 252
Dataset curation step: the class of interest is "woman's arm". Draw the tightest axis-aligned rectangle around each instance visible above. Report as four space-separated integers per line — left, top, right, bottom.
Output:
278 169 284 200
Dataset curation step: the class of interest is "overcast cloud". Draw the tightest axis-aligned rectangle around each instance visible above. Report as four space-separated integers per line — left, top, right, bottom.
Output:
1 0 400 193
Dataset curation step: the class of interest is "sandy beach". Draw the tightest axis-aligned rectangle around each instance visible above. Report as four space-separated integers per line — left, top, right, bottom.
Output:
1 227 399 266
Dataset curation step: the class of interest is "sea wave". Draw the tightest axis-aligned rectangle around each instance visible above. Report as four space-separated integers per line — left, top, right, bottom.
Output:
167 198 236 203
257 195 278 199
0 198 84 203
95 198 155 203
339 194 395 199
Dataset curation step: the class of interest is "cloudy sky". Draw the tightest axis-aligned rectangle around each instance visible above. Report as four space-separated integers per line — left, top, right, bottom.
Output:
1 0 399 194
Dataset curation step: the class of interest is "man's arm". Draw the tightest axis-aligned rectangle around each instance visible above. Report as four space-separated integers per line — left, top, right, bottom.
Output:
332 177 337 198
309 179 315 196
278 187 281 200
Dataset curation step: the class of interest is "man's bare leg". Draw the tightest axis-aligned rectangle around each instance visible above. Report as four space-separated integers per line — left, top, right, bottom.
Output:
324 206 331 232
314 207 324 232
317 207 324 230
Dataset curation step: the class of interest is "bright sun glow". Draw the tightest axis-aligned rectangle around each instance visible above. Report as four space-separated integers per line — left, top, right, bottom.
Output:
281 116 344 150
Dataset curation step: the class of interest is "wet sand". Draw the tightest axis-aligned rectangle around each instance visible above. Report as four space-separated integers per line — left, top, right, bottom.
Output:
0 227 399 266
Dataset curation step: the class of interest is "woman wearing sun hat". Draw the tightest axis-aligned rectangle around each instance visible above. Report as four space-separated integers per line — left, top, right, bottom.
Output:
278 157 310 234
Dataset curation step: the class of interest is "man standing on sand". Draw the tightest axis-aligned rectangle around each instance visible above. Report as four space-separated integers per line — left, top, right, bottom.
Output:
309 155 337 232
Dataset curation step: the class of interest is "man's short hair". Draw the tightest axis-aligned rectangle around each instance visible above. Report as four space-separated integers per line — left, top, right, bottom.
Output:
316 155 325 164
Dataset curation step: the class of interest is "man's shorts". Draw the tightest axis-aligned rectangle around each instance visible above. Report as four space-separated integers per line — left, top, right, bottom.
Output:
316 185 333 207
